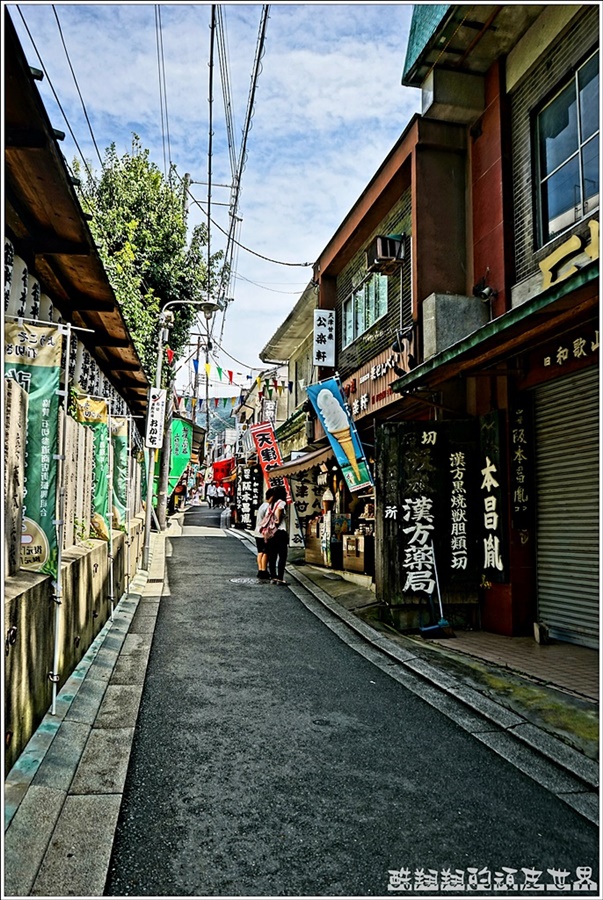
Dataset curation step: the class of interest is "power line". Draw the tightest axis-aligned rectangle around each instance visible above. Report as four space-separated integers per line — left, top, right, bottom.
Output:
175 173 312 267
51 5 104 169
16 7 100 189
154 4 172 179
234 272 308 294
211 337 275 372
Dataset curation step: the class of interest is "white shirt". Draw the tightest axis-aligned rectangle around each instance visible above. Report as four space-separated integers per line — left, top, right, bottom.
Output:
254 501 270 537
273 499 287 531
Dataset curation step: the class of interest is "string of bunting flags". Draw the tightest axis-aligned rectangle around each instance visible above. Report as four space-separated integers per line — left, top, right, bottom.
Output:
188 359 294 393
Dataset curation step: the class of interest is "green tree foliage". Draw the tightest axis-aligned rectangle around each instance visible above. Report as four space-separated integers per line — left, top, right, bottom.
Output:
74 135 223 384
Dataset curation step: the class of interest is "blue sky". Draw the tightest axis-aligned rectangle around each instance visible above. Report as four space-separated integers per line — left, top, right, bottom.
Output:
8 2 421 395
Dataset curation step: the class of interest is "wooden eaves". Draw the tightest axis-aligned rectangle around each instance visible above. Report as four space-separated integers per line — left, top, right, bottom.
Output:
4 11 150 418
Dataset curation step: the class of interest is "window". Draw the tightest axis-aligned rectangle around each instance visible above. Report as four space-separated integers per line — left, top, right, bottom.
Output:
342 273 388 347
536 52 599 245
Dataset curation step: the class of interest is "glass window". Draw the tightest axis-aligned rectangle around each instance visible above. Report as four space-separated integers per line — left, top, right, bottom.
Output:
537 53 599 244
354 287 365 338
343 298 354 348
341 273 389 348
375 274 388 319
579 54 599 141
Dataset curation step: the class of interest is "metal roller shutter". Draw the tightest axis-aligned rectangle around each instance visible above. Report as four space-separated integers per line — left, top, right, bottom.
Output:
534 365 599 648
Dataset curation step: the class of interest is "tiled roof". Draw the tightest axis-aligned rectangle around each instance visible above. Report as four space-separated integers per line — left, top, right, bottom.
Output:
403 4 451 82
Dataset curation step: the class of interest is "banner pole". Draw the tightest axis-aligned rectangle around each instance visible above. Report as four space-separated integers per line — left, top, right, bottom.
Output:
5 314 94 333
107 403 115 621
51 323 71 715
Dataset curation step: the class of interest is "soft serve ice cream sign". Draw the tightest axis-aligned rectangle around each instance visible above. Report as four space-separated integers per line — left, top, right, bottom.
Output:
306 378 374 493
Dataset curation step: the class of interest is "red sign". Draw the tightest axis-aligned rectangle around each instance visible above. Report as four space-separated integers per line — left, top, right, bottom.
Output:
212 457 235 485
249 421 292 501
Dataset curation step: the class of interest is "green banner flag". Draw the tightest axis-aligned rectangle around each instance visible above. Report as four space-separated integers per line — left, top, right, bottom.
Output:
74 396 111 541
111 417 128 531
4 321 63 578
168 419 192 495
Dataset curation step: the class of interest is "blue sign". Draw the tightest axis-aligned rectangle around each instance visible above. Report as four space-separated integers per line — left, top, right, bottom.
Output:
306 377 373 493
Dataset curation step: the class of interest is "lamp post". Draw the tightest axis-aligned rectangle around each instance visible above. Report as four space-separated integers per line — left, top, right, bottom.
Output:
141 297 224 570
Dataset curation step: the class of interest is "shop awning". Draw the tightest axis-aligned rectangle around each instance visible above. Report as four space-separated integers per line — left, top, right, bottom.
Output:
268 445 334 478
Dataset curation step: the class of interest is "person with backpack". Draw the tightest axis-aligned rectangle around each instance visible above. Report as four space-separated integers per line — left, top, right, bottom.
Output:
263 485 289 585
253 487 274 581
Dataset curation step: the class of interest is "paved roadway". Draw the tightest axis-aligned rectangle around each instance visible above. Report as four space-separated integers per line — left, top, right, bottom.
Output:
105 504 598 897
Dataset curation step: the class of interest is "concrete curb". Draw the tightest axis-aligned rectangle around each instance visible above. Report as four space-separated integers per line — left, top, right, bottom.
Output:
3 532 167 898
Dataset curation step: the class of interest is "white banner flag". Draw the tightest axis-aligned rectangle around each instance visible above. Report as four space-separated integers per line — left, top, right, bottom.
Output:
313 309 335 366
145 388 167 449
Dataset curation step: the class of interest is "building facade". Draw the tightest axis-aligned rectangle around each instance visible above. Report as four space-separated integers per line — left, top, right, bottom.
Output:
388 3 599 646
262 4 599 648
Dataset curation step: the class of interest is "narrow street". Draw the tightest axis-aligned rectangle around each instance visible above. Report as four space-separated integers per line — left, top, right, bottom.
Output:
105 506 598 897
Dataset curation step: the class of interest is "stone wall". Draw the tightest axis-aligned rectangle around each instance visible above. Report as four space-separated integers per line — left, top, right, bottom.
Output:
3 514 144 774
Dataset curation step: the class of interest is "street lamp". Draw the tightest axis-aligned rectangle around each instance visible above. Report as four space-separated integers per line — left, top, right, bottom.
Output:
141 297 225 570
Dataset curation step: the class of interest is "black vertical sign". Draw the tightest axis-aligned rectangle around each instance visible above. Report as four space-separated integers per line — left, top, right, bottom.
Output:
376 421 479 605
235 463 262 529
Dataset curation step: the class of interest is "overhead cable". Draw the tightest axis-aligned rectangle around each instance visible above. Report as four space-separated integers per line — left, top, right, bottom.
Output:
174 173 312 268
16 7 99 189
154 4 172 179
51 5 104 168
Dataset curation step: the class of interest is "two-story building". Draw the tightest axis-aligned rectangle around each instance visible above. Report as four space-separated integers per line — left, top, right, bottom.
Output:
384 3 599 646
261 4 599 649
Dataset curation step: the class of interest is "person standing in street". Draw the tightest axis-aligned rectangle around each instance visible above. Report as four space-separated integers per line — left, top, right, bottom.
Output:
265 485 289 585
253 487 274 581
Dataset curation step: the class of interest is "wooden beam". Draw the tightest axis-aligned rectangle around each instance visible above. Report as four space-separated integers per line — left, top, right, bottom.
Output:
5 126 47 149
33 237 90 257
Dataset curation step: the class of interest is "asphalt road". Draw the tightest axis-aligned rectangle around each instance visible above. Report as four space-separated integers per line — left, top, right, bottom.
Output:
105 505 598 897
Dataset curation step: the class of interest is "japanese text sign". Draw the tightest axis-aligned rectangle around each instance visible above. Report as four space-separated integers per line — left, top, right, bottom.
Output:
313 309 335 367
4 321 63 578
249 421 292 500
145 388 166 449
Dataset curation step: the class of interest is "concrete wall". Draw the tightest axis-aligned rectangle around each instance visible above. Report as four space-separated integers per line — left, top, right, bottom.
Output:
4 514 144 774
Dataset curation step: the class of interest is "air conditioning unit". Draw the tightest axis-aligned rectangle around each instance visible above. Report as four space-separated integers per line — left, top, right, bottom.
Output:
366 234 405 275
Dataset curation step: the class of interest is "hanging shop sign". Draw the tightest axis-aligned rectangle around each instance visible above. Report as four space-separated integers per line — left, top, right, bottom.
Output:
521 323 599 391
74 396 111 541
342 347 404 422
262 399 277 423
479 411 507 582
111 417 129 531
145 388 167 449
376 421 481 602
212 456 235 485
289 472 323 547
539 219 598 290
249 421 292 500
168 418 192 496
306 377 373 493
313 309 335 366
235 463 263 529
4 321 63 577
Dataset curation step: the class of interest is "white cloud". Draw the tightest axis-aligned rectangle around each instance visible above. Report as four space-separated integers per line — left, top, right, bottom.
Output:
9 2 421 384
